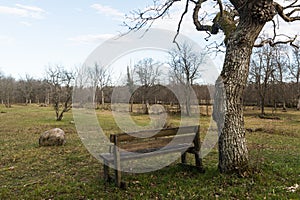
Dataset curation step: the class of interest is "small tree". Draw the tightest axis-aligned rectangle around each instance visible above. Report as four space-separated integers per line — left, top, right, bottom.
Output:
168 42 205 116
273 45 289 111
250 45 276 115
0 76 15 108
88 63 111 108
46 65 75 121
289 42 300 110
134 58 161 114
126 65 135 112
18 74 34 105
0 71 3 105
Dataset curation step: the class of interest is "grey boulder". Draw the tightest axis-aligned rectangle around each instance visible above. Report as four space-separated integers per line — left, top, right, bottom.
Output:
39 128 66 146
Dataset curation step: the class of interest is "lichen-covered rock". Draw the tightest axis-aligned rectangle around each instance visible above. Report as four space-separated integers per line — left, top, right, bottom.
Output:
39 128 66 146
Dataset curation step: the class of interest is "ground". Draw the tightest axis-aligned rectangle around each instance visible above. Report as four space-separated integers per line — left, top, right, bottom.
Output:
0 104 299 199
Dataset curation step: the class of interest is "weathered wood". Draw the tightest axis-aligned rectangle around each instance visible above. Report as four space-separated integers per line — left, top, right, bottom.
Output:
111 126 198 143
100 143 191 163
181 152 187 164
113 137 122 187
117 133 195 152
99 125 203 187
103 160 109 181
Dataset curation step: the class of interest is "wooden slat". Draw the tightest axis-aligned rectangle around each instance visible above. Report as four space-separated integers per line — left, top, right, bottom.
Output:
100 125 203 187
118 133 195 152
99 144 196 163
113 141 122 187
118 144 190 161
112 125 199 143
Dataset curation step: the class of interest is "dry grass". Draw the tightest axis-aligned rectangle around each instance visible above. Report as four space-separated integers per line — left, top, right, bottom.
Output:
0 104 299 199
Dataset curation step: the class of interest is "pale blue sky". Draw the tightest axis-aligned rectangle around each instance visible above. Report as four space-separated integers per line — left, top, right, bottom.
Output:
0 0 155 78
1 1 299 79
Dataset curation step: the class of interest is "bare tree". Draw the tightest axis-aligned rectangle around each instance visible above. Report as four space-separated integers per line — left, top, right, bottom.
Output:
273 45 290 111
126 65 135 112
168 42 205 116
0 71 3 105
289 42 300 110
250 45 276 115
88 63 111 108
0 76 15 108
18 74 34 105
124 0 300 173
46 65 75 121
134 58 161 114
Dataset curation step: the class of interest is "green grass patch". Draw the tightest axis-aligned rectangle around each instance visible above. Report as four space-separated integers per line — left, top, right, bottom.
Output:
0 105 299 199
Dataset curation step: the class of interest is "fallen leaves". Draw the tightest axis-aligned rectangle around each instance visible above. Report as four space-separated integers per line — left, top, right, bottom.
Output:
285 184 299 193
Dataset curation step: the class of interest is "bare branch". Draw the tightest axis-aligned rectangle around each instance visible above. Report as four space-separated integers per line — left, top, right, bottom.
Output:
254 35 298 49
123 0 180 32
284 0 300 9
254 14 299 49
216 0 224 17
287 8 300 17
274 2 300 22
192 0 212 32
173 0 190 47
206 41 226 55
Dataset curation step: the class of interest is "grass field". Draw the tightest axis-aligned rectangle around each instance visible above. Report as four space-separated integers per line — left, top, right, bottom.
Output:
0 104 299 199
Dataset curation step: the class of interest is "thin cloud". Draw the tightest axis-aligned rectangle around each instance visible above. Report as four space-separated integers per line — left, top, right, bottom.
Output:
0 35 15 45
15 4 45 13
68 34 115 44
20 21 32 27
0 4 46 19
91 4 124 20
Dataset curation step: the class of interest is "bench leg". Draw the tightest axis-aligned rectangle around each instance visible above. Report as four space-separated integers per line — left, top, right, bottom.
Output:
181 152 187 164
114 166 121 187
103 160 109 182
114 149 122 187
194 152 205 172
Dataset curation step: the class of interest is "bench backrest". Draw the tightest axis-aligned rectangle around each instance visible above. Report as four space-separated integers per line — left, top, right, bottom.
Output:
110 125 200 152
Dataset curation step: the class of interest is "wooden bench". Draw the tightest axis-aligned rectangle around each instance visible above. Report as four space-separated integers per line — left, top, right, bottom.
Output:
99 125 204 187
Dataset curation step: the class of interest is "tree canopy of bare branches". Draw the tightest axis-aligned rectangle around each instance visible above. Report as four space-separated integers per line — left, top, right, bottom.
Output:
168 42 206 115
45 65 75 121
88 63 111 108
134 58 161 114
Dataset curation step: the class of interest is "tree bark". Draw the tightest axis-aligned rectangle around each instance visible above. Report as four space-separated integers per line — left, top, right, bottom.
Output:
214 13 266 173
101 89 105 107
261 96 265 115
57 113 63 121
185 85 192 116
130 98 134 113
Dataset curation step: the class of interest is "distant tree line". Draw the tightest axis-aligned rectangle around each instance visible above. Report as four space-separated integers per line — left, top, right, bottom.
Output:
246 44 300 114
1 43 299 118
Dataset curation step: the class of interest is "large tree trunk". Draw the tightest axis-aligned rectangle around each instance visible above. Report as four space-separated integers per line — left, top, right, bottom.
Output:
213 15 266 173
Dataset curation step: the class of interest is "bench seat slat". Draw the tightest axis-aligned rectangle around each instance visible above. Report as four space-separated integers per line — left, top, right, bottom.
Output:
112 125 198 143
118 133 196 152
100 143 193 163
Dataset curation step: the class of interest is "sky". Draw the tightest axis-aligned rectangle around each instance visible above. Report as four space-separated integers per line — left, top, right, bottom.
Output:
0 0 299 80
0 0 138 78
